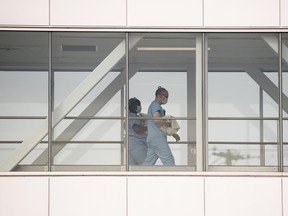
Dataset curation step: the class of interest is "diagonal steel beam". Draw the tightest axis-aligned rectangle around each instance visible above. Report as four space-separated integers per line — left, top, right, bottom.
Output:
0 35 143 171
32 67 139 165
256 34 288 112
260 34 288 65
245 66 288 114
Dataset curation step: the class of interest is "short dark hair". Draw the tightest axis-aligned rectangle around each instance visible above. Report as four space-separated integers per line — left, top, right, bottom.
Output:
128 97 140 112
155 86 168 96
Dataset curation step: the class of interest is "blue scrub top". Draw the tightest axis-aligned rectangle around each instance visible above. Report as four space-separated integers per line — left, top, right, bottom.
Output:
128 112 147 141
147 101 166 140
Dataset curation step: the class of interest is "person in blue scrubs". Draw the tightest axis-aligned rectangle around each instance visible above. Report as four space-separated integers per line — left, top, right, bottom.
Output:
127 97 148 165
143 86 180 165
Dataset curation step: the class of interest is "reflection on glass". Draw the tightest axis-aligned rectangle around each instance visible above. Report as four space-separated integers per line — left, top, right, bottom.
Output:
52 32 126 171
1 31 287 172
209 144 277 166
207 33 279 170
283 33 288 168
0 32 48 171
128 33 198 170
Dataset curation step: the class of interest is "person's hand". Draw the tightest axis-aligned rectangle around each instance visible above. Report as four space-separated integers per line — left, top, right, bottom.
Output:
139 113 147 120
172 133 180 142
166 122 172 127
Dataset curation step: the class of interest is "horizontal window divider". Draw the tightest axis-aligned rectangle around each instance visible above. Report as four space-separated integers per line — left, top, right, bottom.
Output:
65 116 126 120
208 166 279 172
209 141 278 145
3 141 287 145
0 141 124 144
65 116 196 120
0 116 47 119
128 117 196 120
50 141 194 145
1 116 285 121
52 165 125 172
129 165 196 172
0 141 26 144
168 141 196 144
15 165 125 172
209 117 280 120
52 141 124 144
0 141 196 145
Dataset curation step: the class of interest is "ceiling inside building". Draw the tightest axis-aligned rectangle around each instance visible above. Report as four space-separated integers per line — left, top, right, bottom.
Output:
0 32 287 72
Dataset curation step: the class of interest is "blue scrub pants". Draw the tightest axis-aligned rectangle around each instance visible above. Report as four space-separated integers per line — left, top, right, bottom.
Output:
129 138 148 165
143 137 175 165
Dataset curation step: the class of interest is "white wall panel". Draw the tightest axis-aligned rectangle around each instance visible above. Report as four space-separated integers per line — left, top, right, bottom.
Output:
0 177 48 216
205 177 282 216
50 0 126 26
0 0 49 25
128 176 204 216
204 0 279 27
127 0 203 27
281 0 288 26
50 176 126 216
283 177 288 216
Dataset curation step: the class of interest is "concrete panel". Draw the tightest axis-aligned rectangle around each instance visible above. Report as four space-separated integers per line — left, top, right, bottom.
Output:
50 0 126 26
283 177 288 216
0 0 49 25
0 177 48 216
128 176 205 216
281 0 288 26
127 0 203 27
50 176 126 216
204 0 279 27
205 177 282 216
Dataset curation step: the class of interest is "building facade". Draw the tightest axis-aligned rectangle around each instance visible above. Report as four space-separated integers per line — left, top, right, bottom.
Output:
0 0 288 216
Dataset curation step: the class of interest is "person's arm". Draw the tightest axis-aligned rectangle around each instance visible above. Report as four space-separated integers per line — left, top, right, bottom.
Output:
152 110 167 128
132 124 147 134
172 133 180 142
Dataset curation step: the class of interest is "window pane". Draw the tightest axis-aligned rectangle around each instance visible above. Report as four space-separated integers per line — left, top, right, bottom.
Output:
283 33 288 169
52 32 126 171
207 33 279 171
128 33 198 170
0 32 49 171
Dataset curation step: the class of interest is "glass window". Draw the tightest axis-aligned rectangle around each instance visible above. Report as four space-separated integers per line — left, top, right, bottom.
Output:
283 33 288 170
51 32 126 171
1 31 286 173
0 31 49 171
128 33 198 170
207 33 279 171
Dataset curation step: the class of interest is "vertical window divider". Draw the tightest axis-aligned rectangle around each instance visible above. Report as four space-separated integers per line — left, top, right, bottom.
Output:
278 33 284 172
259 87 265 166
48 32 53 171
196 33 208 171
203 33 208 171
125 32 129 171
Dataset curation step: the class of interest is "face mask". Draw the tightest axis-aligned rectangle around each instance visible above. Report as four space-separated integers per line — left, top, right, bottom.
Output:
162 97 168 105
136 106 142 113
